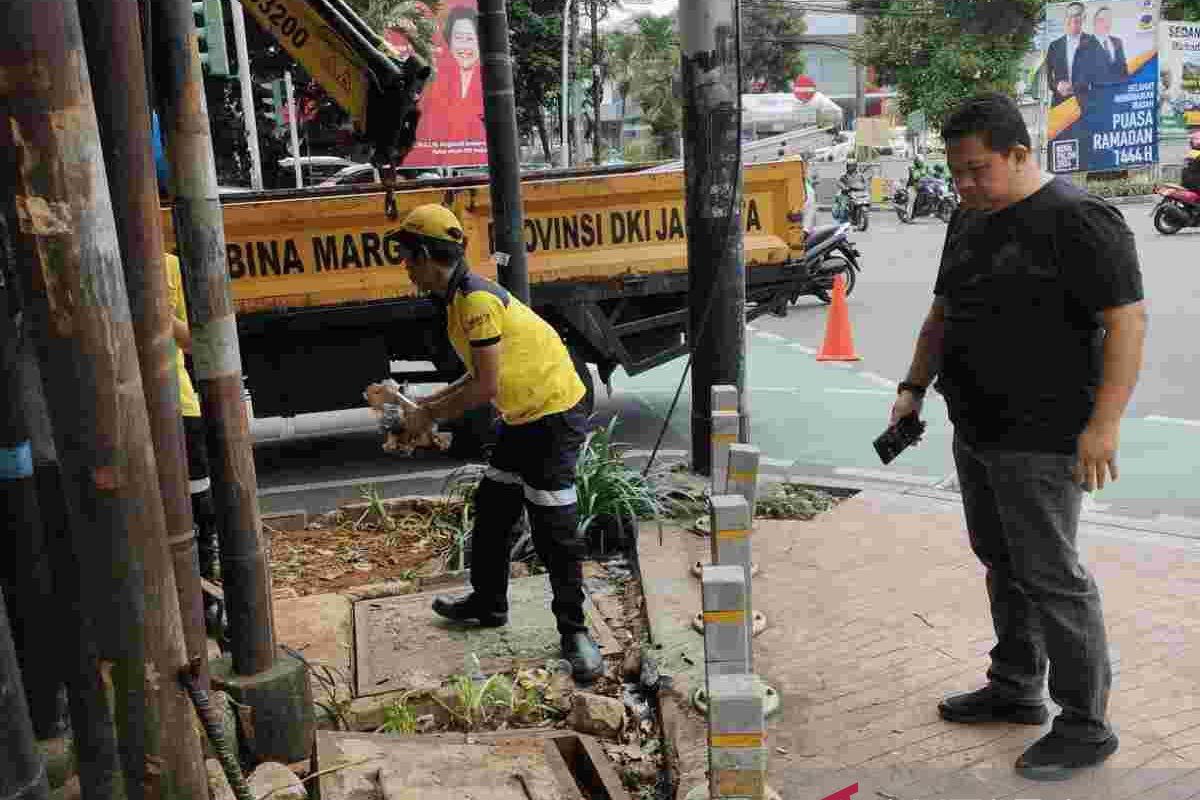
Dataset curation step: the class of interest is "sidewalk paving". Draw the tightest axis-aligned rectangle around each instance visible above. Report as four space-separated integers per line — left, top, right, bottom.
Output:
638 487 1200 800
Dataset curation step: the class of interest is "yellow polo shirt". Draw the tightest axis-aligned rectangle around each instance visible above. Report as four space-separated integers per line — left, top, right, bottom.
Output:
444 268 584 425
165 253 201 418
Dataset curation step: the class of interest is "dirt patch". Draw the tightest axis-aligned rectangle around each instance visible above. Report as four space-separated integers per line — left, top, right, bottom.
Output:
267 498 467 598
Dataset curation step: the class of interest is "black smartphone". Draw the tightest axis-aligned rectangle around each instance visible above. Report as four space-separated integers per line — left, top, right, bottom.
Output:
873 413 926 465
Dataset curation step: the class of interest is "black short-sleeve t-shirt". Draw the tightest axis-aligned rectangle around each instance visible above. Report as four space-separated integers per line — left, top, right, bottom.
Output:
933 176 1143 454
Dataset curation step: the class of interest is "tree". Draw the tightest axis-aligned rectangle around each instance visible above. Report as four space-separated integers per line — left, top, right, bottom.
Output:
601 28 639 147
1163 0 1200 19
852 0 1043 128
741 5 807 93
510 0 565 162
627 13 681 158
346 0 441 66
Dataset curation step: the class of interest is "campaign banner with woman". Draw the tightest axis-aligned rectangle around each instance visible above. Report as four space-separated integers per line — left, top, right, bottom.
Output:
1043 0 1161 173
1159 21 1200 132
386 0 488 168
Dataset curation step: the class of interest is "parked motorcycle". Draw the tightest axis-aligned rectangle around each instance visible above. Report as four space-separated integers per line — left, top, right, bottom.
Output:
790 222 862 306
833 186 871 231
893 176 957 224
1151 183 1200 234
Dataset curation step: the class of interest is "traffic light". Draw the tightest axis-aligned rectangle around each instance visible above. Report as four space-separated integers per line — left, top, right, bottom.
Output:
256 80 285 132
193 0 230 77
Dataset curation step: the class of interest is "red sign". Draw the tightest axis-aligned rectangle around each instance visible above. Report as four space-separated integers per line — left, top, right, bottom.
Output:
792 75 816 103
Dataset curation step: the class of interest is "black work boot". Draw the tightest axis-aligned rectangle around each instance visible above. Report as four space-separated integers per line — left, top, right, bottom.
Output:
562 632 603 683
432 593 508 627
938 684 1049 725
1015 731 1119 781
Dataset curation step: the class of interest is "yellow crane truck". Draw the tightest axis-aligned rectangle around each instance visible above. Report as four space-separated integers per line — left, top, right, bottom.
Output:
165 0 843 453
161 160 840 453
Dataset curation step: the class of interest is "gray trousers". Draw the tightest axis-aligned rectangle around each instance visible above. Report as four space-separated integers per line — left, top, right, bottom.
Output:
953 433 1113 742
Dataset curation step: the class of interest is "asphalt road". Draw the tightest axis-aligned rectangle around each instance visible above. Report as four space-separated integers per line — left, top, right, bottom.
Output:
256 198 1200 523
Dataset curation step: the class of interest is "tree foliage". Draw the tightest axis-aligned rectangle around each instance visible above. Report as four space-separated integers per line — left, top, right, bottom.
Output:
741 4 807 92
852 0 1043 128
1163 0 1200 20
509 0 566 161
347 0 441 65
620 13 681 158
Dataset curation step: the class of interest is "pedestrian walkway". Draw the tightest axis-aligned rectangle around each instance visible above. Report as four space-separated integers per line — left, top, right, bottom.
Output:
638 487 1200 799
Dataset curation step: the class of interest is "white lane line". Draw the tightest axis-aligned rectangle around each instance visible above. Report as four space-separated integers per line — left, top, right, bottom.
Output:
259 467 463 496
833 467 940 486
761 457 796 470
824 388 893 396
754 331 788 342
1144 415 1200 428
859 372 899 389
785 343 817 354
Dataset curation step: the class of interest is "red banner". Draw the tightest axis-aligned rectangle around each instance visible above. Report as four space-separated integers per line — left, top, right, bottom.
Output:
386 1 488 169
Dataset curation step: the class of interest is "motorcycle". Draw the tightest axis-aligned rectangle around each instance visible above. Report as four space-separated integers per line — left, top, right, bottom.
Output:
833 185 871 231
789 222 862 306
1151 183 1200 234
893 176 957 224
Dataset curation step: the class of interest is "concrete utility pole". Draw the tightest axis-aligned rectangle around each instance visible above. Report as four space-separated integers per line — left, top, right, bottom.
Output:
572 5 584 167
680 0 747 474
231 1 264 189
79 0 214 698
561 0 572 169
154 0 313 764
478 0 531 302
285 70 303 188
1 1 209 796
591 0 602 164
854 13 867 125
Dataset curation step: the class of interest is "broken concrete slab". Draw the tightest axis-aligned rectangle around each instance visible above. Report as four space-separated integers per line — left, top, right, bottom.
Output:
566 692 626 740
352 575 619 697
316 730 584 800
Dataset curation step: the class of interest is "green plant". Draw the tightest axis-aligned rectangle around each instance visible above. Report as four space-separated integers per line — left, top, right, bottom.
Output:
379 691 419 734
437 672 506 731
754 483 838 521
357 484 397 534
576 418 661 551
283 645 354 730
1086 179 1157 198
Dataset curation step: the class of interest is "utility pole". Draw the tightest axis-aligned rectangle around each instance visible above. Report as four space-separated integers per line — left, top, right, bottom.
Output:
854 13 866 127
0 226 62 742
681 0 746 474
231 1 264 189
285 70 303 188
591 0 602 165
572 5 584 167
79 0 214 702
0 589 49 800
478 0 531 303
1 1 211 796
560 0 572 169
155 0 313 764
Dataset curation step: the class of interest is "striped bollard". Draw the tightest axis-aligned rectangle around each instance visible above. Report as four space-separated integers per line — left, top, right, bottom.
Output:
707 673 770 800
725 443 760 517
710 410 739 493
700 565 750 677
694 496 765 641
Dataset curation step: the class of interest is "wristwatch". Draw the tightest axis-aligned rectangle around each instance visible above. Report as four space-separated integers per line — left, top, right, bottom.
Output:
897 381 927 398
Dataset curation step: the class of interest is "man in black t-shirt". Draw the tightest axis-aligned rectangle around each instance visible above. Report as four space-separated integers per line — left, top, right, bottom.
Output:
890 93 1146 782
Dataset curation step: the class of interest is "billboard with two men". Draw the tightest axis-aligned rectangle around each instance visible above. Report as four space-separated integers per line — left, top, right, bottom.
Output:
1043 0 1161 173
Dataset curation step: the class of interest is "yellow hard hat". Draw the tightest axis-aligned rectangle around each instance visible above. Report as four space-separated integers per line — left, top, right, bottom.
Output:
397 204 465 244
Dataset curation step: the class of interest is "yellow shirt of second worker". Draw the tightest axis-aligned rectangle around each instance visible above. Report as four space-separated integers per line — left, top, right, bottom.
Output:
444 268 584 425
165 253 201 418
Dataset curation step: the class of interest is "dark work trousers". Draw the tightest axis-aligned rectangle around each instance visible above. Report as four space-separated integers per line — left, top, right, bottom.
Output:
953 433 1113 743
468 400 589 635
183 415 218 579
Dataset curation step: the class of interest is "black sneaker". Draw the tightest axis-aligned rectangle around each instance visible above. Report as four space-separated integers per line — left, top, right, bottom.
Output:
431 594 508 627
561 632 603 684
938 685 1048 725
1015 731 1119 781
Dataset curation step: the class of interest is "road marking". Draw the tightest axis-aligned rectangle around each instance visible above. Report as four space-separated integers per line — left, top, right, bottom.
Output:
824 388 893 396
1144 415 1200 428
754 330 788 342
859 372 898 389
785 343 817 354
259 467 464 496
761 457 796 471
833 467 939 486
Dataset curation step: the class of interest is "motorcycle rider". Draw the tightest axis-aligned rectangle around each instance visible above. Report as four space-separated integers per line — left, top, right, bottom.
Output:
1183 131 1200 193
906 154 932 218
835 160 867 221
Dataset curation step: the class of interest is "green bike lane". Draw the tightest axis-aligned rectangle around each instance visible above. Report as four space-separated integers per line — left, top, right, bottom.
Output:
613 326 1200 520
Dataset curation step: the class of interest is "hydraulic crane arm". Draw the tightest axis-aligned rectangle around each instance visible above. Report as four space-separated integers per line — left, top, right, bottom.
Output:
238 0 430 178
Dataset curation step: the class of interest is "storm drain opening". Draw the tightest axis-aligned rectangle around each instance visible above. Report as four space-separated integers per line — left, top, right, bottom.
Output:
545 732 632 800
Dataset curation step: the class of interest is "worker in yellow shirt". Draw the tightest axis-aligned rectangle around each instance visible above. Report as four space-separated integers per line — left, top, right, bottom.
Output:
385 204 602 683
164 253 219 581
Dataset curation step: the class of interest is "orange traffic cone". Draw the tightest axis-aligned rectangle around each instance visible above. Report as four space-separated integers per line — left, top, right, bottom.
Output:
816 272 861 361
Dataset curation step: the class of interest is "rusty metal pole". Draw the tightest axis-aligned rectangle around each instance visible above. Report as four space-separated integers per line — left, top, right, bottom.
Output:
154 0 275 675
0 1 204 798
77 0 212 695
